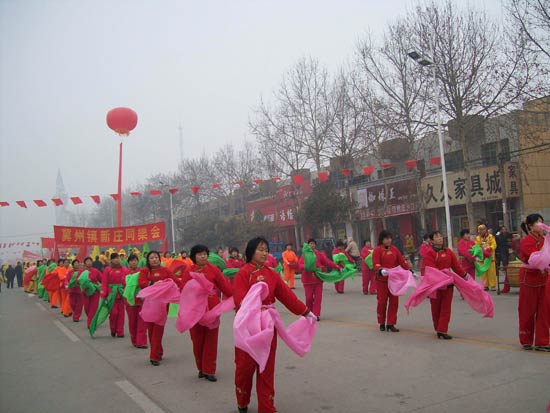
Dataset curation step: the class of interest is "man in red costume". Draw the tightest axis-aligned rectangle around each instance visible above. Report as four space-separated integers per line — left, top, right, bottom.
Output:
101 253 129 338
457 229 476 278
233 236 312 413
518 214 549 351
423 231 469 339
360 240 376 295
138 251 183 365
373 230 410 332
332 240 354 293
181 244 233 381
82 257 103 329
298 239 339 320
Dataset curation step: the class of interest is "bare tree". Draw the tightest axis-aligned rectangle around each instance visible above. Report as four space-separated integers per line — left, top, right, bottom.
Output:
506 0 550 60
409 0 543 231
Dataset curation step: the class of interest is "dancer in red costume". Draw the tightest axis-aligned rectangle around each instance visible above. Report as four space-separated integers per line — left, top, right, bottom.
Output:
457 229 477 278
101 253 129 337
82 257 103 328
423 231 469 340
138 251 183 365
332 240 354 294
298 239 340 320
518 214 550 351
125 254 148 348
233 237 313 413
360 240 376 295
226 247 245 285
373 230 410 332
181 244 233 381
67 259 83 322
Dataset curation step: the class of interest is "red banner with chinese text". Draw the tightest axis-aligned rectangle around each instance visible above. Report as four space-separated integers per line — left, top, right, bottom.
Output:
53 222 166 247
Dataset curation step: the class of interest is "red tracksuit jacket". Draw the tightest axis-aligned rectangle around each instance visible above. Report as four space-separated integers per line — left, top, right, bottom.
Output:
422 247 467 276
181 262 233 308
372 245 410 281
519 233 549 287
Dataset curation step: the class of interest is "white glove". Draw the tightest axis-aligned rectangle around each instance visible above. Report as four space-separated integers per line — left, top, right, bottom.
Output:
381 269 388 276
411 270 419 280
463 274 470 280
306 311 316 320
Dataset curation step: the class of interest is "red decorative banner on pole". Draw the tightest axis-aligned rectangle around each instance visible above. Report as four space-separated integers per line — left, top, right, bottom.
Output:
317 171 329 182
149 189 162 196
110 194 120 201
406 160 418 171
168 188 179 194
53 222 166 247
41 237 55 249
430 157 441 166
363 166 375 176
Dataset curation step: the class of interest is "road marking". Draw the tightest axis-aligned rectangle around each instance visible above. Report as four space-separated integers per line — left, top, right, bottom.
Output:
35 302 46 312
116 380 165 413
53 320 80 342
322 318 549 353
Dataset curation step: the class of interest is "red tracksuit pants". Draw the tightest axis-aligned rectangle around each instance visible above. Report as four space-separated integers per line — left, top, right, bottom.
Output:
147 322 165 362
126 303 147 347
376 280 398 325
362 268 377 294
190 324 219 375
83 293 99 329
518 284 549 346
235 335 277 413
334 280 345 293
109 298 125 337
430 287 454 333
303 283 323 317
69 292 83 321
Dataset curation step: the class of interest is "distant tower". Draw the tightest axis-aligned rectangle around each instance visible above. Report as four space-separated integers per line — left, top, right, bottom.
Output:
55 169 69 225
178 123 184 165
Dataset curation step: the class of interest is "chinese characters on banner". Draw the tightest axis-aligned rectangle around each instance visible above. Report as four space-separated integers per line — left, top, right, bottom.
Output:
53 222 166 246
246 181 311 227
356 179 418 219
421 163 520 209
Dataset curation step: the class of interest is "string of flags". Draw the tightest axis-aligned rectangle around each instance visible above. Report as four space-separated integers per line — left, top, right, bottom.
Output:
0 157 441 209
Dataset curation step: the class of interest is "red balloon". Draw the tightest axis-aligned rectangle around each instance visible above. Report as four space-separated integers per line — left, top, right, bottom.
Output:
106 107 138 135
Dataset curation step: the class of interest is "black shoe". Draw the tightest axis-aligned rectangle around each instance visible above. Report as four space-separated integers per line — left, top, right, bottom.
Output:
137 345 148 349
386 325 400 332
116 335 125 338
437 332 453 340
238 407 248 413
204 374 217 382
111 332 116 337
150 360 160 366
379 324 386 332
522 344 533 351
198 371 205 378
534 346 550 352
316 317 320 322
73 319 79 322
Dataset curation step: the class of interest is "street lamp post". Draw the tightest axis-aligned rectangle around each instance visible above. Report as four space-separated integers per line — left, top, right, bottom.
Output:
159 181 176 253
408 49 453 249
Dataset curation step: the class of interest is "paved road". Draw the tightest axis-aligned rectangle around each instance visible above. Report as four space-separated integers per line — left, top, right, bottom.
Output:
1 279 549 413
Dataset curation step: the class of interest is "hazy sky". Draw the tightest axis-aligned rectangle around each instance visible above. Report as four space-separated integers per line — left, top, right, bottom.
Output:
0 0 503 241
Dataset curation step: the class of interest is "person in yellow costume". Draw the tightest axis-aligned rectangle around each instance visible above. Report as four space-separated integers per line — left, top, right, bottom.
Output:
475 224 497 291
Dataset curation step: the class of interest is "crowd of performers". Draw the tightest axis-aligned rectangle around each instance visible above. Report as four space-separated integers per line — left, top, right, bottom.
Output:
12 213 550 412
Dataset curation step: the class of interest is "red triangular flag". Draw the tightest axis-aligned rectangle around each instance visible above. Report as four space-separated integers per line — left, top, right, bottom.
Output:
233 181 245 187
406 160 418 171
110 194 120 201
90 195 101 204
341 169 350 177
150 189 162 196
191 186 201 195
0 201 10 207
430 157 441 166
212 183 222 189
253 179 263 185
33 200 47 207
52 198 63 206
317 171 329 182
380 163 394 169
271 177 281 181
16 201 27 208
70 196 83 205
168 188 179 194
292 175 304 185
363 166 375 176
130 192 142 196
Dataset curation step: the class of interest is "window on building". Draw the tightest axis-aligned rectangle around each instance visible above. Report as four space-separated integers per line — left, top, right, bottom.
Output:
499 139 510 162
481 142 498 166
444 150 464 171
